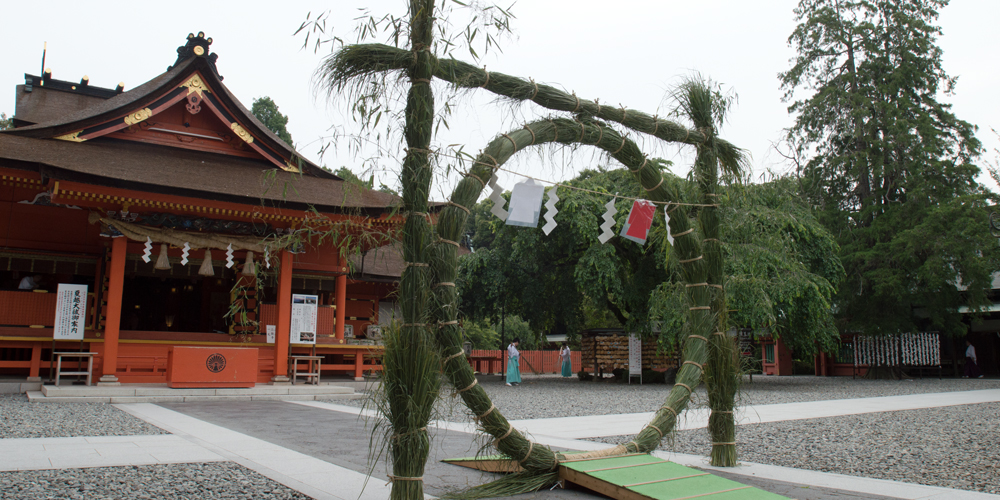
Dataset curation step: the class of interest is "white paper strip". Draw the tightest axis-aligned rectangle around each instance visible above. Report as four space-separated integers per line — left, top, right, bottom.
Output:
264 246 271 269
506 179 545 228
598 198 617 244
142 237 153 263
488 173 509 220
664 206 674 245
180 242 190 266
541 186 559 235
225 243 235 269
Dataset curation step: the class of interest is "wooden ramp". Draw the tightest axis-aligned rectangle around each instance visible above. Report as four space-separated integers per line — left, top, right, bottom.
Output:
444 454 791 500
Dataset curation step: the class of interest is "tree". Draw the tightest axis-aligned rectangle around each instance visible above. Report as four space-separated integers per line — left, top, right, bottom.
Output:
0 113 12 130
461 170 844 355
250 96 294 146
780 0 998 338
458 167 670 341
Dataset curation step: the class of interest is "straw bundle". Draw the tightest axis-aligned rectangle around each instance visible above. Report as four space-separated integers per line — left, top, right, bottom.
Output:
677 78 740 467
318 43 748 175
424 117 720 487
383 2 439 498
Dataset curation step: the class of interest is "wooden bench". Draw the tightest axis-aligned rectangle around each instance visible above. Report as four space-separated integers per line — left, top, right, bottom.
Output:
289 355 323 385
53 352 96 386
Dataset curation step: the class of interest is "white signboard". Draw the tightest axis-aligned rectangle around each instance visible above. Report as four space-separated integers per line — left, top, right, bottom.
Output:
290 294 318 344
53 284 88 340
628 333 642 382
266 325 276 344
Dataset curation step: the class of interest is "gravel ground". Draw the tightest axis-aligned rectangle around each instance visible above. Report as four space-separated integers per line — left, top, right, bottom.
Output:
332 374 1000 421
0 394 167 439
0 462 311 500
332 375 1000 495
598 402 1000 495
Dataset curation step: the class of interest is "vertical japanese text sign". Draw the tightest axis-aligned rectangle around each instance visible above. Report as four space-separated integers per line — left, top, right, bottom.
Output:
53 284 88 340
290 294 318 344
628 333 642 377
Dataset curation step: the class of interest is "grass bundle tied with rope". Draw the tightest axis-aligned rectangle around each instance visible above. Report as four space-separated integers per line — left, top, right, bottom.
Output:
369 322 440 500
319 7 748 493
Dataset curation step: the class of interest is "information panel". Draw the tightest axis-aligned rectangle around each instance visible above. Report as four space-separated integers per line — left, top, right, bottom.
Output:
628 333 642 381
290 294 318 344
53 284 88 340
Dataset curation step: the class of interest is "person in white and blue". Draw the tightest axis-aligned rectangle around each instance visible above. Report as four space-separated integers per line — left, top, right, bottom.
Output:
560 342 573 378
506 338 521 386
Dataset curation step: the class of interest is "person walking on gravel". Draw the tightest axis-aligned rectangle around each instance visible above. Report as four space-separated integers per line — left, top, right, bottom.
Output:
560 342 572 378
964 339 983 378
506 338 522 386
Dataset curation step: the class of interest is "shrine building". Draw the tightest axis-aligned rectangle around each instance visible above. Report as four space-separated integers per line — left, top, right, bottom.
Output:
0 33 400 385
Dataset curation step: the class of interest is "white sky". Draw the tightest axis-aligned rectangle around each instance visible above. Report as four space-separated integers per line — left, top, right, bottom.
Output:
3 1 998 200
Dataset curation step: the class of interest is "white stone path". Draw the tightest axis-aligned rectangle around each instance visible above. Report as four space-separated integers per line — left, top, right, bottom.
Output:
1 389 998 500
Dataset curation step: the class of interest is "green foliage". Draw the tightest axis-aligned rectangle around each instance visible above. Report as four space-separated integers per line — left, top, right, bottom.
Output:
462 315 539 350
458 167 673 340
251 96 294 146
780 0 997 337
0 113 12 130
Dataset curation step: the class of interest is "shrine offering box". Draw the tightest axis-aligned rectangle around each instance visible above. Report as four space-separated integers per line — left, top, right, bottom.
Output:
167 346 258 388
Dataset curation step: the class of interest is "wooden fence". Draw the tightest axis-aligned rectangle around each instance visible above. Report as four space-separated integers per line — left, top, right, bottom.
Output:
469 349 583 375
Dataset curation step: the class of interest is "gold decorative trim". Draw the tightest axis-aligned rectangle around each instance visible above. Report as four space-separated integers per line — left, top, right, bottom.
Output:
181 74 209 96
230 123 254 144
280 161 300 173
54 131 85 142
193 45 205 56
122 108 153 126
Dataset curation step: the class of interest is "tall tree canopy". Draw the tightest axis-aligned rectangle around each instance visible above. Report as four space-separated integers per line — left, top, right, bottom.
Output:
780 0 998 337
250 96 294 146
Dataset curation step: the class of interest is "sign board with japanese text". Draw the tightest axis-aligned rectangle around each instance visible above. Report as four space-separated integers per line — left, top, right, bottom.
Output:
290 294 318 344
53 284 88 340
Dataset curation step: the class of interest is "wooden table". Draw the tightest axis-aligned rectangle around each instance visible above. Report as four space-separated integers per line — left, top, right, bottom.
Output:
53 352 96 386
289 355 323 385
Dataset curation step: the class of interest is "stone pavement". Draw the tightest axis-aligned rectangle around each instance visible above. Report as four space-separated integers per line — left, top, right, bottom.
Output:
2 389 999 499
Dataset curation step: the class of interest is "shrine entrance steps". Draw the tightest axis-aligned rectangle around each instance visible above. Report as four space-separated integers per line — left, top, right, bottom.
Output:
25 383 363 404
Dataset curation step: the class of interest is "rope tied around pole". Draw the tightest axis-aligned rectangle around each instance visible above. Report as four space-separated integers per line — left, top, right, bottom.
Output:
529 78 539 100
689 306 711 311
523 125 536 145
572 92 581 113
391 427 427 440
688 335 709 344
548 119 559 142
675 382 693 395
518 441 535 466
403 262 430 268
643 176 664 192
443 350 466 364
652 115 659 136
630 157 648 174
612 135 627 155
451 377 478 398
678 255 704 264
648 423 664 439
712 331 727 336
494 424 515 447
682 360 705 370
433 282 456 288
712 442 737 446
409 78 431 85
386 475 424 485
685 282 710 288
464 171 487 188
475 403 496 423
437 237 461 247
480 69 490 88
673 228 695 238
446 201 471 214
502 133 518 151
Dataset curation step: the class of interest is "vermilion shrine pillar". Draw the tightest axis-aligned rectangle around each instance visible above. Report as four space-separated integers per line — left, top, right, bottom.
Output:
98 236 127 385
271 249 294 384
335 256 347 340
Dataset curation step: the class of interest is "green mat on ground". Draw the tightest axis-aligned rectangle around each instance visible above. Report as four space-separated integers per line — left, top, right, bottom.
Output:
445 453 790 500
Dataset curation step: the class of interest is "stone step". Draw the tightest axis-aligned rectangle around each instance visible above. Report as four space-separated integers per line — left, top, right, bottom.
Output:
40 383 354 398
26 390 365 404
